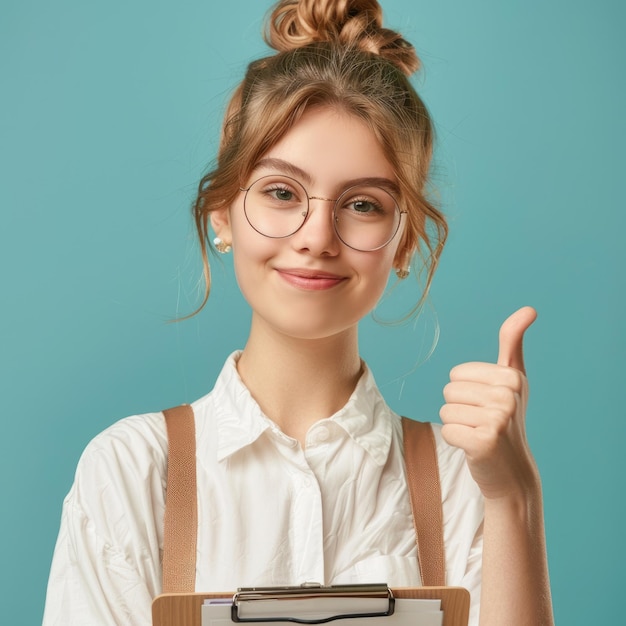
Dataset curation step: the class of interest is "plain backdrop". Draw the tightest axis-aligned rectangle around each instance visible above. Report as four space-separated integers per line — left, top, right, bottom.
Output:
1 1 624 624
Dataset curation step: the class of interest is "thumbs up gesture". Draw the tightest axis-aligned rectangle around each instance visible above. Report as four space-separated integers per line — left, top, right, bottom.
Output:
440 307 540 500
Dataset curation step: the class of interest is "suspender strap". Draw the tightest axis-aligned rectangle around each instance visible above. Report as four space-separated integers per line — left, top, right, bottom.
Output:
162 404 197 593
401 417 446 586
161 407 444 590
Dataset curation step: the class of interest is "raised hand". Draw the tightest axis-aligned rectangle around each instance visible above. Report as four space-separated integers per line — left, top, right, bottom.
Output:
439 307 540 500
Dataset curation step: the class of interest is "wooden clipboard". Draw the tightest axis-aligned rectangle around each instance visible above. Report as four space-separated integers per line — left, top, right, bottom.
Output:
152 587 470 626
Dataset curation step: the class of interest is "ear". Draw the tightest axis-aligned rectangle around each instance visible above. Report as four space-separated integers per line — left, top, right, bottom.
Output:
210 207 232 244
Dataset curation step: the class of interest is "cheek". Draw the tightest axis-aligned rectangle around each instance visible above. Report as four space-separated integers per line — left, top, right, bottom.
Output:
354 248 398 302
229 212 279 301
365 241 400 280
231 234 270 288
230 203 260 255
364 241 404 300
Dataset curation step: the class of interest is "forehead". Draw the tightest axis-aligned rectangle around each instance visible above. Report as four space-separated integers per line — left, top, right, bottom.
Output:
254 107 396 188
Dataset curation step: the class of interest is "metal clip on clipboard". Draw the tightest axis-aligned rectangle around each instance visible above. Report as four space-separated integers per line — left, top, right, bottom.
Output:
231 583 395 625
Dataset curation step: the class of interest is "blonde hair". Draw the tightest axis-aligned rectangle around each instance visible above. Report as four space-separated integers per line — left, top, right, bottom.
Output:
193 0 447 314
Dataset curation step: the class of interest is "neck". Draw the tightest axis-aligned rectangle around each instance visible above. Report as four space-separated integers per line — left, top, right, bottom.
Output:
236 316 362 445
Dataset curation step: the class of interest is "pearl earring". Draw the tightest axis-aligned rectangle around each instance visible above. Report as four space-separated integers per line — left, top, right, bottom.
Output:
213 237 232 254
395 267 410 279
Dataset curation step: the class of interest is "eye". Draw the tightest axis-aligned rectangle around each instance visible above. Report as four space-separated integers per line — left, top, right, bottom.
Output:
258 180 304 206
353 199 381 213
267 185 296 202
247 175 308 213
344 197 386 216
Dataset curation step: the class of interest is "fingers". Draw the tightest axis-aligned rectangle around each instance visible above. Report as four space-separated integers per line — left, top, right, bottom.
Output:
449 362 525 390
439 307 537 499
439 423 481 456
440 403 512 428
443 380 521 415
497 306 537 374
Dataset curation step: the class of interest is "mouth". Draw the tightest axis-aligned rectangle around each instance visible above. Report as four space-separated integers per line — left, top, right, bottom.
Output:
276 268 347 291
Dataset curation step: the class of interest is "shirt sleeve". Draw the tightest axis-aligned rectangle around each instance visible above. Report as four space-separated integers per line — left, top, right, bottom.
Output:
432 423 484 626
42 413 168 626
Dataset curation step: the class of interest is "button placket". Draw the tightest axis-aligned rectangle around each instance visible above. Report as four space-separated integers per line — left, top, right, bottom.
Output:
289 447 325 583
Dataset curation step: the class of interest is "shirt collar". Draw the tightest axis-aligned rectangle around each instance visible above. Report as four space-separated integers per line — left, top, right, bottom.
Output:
201 352 393 465
329 362 393 466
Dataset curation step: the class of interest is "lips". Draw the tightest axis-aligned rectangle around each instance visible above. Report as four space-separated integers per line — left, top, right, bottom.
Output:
276 268 346 291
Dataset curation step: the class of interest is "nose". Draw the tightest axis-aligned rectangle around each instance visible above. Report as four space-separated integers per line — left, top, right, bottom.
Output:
291 197 341 257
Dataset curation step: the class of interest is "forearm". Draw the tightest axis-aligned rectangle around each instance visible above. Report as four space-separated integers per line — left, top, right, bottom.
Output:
479 480 554 626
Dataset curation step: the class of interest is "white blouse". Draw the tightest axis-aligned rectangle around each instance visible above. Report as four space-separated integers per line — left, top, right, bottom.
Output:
43 353 484 626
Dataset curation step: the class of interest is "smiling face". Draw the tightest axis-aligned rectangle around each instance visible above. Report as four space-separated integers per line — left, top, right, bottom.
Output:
211 106 405 342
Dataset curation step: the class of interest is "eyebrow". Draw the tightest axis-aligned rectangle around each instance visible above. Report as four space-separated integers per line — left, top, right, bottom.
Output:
253 157 401 197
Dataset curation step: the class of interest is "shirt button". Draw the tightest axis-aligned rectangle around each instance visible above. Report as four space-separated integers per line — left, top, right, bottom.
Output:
315 426 330 442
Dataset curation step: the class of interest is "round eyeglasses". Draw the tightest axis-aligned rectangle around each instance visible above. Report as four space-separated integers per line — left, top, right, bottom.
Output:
240 174 406 252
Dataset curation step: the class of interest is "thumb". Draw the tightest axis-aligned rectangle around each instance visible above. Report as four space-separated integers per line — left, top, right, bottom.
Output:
497 306 537 374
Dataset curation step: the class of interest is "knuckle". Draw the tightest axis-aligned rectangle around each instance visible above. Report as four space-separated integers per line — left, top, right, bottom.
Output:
504 393 518 416
490 409 511 434
503 367 524 392
492 385 517 413
472 412 510 458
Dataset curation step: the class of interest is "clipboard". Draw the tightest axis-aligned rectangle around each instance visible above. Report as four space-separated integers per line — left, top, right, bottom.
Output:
152 586 470 626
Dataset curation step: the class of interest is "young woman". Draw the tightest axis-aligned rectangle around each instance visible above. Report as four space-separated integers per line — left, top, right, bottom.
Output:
43 1 553 625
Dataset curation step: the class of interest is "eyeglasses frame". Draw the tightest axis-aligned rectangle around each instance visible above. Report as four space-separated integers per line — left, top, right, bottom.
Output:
239 174 407 252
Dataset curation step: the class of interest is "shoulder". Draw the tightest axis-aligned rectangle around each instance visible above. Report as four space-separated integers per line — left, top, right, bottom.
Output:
49 411 174 610
70 370 228 502
66 412 169 527
75 411 168 477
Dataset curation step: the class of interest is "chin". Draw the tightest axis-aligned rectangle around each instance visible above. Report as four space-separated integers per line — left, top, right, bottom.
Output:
257 310 362 342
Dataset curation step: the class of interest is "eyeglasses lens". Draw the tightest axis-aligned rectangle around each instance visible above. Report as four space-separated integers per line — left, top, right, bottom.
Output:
243 175 401 251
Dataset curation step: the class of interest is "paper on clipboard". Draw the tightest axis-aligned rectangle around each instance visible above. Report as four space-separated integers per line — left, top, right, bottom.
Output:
201 599 443 626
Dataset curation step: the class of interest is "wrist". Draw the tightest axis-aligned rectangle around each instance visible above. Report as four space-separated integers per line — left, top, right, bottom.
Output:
483 476 544 528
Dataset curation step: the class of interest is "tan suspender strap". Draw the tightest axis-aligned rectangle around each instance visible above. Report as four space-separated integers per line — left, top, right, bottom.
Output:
160 407 442 590
401 417 446 587
162 404 197 593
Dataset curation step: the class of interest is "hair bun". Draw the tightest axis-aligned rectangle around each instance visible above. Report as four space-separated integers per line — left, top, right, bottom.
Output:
265 0 420 76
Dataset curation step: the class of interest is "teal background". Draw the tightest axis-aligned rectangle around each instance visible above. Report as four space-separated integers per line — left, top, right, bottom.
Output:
1 0 624 623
